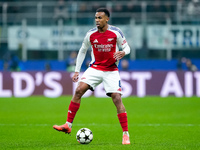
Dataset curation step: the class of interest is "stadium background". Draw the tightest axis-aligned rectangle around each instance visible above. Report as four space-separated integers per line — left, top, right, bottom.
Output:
0 0 200 97
0 1 200 150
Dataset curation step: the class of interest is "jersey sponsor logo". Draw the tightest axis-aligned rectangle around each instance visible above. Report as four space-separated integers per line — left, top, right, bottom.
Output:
107 38 114 42
94 44 113 52
81 77 86 80
93 39 98 43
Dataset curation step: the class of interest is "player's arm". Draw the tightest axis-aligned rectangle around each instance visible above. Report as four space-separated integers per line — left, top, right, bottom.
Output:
72 46 87 82
72 33 90 82
113 29 130 60
113 44 130 60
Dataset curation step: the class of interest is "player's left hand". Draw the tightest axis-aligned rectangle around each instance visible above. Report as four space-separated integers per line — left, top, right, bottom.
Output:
113 51 125 60
72 72 79 82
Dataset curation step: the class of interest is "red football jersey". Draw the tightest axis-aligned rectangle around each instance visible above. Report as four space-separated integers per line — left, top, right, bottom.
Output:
75 25 129 72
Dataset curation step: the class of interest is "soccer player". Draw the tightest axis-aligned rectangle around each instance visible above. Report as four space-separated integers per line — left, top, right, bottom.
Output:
53 7 131 145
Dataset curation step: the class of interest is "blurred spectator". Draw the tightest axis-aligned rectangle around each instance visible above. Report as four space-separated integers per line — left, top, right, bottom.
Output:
163 1 175 19
163 1 175 13
45 62 51 71
53 0 69 24
3 61 9 71
176 57 183 70
92 2 101 12
186 59 198 71
77 3 93 25
79 3 87 12
3 52 21 71
121 59 129 71
187 0 196 15
112 4 128 24
147 0 162 12
187 0 200 24
83 56 92 71
125 1 141 13
125 2 134 12
9 53 21 71
66 51 77 72
113 3 123 12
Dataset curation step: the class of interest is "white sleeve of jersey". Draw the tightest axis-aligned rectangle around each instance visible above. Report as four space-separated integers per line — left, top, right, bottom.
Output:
117 29 130 55
122 44 130 55
75 33 91 72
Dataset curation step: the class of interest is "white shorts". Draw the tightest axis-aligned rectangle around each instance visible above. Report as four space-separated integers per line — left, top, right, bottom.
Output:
79 67 122 96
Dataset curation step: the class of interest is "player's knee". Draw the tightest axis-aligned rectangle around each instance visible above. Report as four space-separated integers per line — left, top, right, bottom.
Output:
74 86 85 98
111 93 122 104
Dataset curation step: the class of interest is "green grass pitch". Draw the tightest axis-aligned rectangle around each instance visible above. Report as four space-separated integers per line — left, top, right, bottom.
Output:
0 96 200 150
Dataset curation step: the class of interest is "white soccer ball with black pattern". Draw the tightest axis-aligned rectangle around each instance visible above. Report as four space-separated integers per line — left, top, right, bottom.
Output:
76 128 93 144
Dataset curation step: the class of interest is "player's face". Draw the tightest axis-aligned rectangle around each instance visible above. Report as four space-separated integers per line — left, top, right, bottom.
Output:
95 12 109 30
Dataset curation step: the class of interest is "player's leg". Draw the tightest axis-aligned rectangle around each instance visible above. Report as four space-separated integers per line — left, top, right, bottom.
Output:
111 93 130 144
66 82 90 124
71 82 90 103
53 68 102 134
103 71 130 144
111 93 126 114
53 82 90 134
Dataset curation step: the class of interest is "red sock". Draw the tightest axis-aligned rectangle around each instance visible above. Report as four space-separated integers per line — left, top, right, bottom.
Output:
117 112 128 132
67 101 80 123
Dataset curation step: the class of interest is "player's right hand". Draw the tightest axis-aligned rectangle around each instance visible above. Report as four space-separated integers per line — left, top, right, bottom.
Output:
113 51 125 60
72 72 79 82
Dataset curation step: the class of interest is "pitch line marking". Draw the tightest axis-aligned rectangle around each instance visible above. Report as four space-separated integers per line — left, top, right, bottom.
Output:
0 123 199 127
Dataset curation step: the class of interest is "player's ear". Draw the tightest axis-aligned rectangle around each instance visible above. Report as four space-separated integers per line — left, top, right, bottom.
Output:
106 17 109 23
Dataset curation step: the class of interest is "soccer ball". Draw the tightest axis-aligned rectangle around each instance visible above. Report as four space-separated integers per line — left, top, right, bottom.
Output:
76 128 93 144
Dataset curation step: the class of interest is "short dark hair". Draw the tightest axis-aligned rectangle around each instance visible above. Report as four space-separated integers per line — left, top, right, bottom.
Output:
96 8 110 17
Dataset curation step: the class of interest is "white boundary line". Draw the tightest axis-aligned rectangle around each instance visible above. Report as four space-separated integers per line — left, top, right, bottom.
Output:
0 123 199 127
